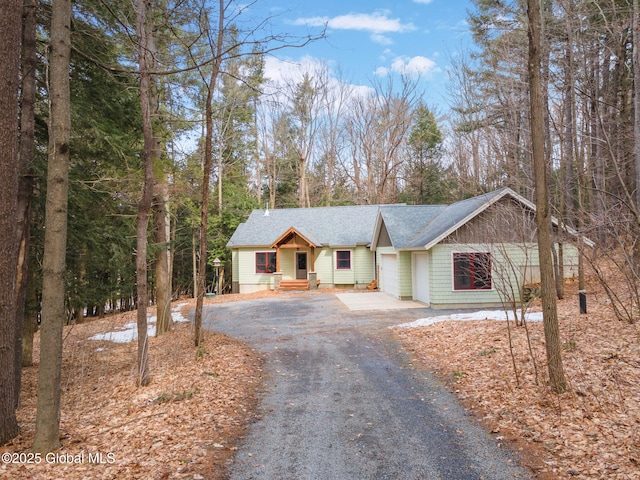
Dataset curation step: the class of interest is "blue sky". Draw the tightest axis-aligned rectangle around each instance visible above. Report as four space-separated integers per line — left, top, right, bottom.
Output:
251 0 475 111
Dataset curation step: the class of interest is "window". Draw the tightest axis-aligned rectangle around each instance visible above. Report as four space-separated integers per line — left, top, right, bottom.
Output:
256 252 276 273
453 252 492 290
336 250 351 270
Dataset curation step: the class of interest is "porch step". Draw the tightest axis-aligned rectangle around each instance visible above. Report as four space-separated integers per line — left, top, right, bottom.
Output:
279 279 309 291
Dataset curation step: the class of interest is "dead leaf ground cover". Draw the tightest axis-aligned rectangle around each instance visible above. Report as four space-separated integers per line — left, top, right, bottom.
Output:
3 283 639 479
395 276 640 480
1 295 272 480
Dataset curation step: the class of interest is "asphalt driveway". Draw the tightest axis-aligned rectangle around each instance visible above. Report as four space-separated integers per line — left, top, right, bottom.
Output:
203 292 532 480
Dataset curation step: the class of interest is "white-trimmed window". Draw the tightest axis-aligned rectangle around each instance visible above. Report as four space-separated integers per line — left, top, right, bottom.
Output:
453 252 492 290
255 252 276 274
336 250 352 270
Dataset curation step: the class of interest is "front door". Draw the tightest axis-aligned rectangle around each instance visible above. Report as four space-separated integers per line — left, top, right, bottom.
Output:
296 252 308 280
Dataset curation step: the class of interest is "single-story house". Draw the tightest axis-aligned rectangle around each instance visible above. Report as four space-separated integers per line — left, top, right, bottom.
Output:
226 187 591 308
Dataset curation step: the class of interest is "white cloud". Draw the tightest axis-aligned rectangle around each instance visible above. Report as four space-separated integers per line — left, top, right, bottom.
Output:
295 11 415 34
262 55 374 103
263 55 323 86
413 0 435 4
370 33 394 45
390 55 439 77
374 66 389 77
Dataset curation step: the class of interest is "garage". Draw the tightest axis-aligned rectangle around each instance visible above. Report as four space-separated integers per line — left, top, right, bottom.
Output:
412 252 430 305
379 254 399 298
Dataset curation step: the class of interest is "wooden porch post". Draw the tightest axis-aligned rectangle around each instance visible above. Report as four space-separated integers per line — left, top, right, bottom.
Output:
310 246 315 271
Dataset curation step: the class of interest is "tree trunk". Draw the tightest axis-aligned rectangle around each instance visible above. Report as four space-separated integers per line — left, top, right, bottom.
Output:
0 0 22 446
15 0 37 400
154 182 172 335
194 89 214 346
633 0 640 249
33 0 71 451
22 266 38 367
299 156 308 208
192 228 198 298
134 0 155 386
194 0 225 347
218 141 223 213
527 0 568 394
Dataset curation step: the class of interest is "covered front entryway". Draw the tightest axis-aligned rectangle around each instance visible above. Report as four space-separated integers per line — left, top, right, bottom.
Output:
379 254 399 298
271 227 320 290
412 252 430 305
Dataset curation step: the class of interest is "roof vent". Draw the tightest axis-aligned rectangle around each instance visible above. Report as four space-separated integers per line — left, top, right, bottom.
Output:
263 202 269 217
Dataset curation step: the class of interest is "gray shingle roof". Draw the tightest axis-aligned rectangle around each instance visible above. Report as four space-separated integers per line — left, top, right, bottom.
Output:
404 188 511 249
378 205 446 247
227 188 534 250
227 204 384 248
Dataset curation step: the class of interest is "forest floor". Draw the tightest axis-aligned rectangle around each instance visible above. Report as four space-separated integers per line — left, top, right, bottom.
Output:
395 275 640 480
1 294 273 480
1 278 639 479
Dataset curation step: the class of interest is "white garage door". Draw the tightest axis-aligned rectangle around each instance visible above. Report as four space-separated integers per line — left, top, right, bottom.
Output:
412 253 430 305
380 254 399 298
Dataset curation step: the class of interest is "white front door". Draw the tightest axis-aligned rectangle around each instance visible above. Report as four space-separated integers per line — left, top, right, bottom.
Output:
380 254 399 298
412 252 430 305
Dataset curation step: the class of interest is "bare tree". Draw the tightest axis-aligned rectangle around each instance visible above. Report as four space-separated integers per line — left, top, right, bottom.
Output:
284 70 326 208
581 201 640 324
468 202 542 386
527 0 568 394
256 97 288 208
34 0 72 451
633 0 640 250
154 180 173 335
133 0 156 385
193 0 225 347
344 76 418 204
316 66 351 205
18 0 38 369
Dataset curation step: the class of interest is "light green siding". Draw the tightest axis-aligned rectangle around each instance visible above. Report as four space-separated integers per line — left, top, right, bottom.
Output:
232 250 239 281
557 243 579 278
428 242 579 309
430 244 513 308
232 245 376 291
280 249 295 280
235 248 277 293
331 246 375 287
353 246 375 288
333 252 355 285
314 248 334 286
231 250 240 293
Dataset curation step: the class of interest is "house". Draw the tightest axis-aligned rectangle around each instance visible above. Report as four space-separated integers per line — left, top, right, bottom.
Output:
226 188 589 308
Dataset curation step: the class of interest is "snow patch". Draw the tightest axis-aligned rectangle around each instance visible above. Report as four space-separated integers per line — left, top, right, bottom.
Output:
394 310 543 329
89 302 190 344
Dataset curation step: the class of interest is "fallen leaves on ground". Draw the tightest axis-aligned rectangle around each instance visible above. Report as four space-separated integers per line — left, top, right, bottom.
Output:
395 276 640 480
1 295 268 480
4 285 640 479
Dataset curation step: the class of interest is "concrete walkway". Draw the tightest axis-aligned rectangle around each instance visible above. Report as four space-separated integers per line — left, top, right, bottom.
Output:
335 291 426 311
